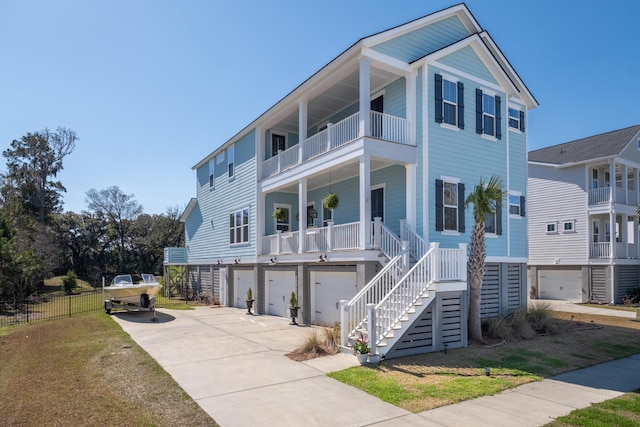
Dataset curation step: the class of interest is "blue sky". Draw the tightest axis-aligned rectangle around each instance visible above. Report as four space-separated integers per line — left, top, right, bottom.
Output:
1 0 638 215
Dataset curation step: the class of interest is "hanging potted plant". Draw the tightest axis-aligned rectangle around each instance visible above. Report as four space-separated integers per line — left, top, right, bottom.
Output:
246 287 254 315
323 193 339 210
273 207 287 221
288 291 300 326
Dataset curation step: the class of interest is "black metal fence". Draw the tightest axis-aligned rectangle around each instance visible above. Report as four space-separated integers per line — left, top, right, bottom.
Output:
0 290 104 327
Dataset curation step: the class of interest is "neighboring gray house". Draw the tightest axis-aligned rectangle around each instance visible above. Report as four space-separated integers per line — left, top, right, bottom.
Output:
528 125 640 303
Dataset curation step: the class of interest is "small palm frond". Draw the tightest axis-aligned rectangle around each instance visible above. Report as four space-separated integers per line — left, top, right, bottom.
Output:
465 175 504 222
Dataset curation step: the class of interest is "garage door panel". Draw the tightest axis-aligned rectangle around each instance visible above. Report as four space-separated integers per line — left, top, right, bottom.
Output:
539 270 582 302
234 270 255 309
312 271 357 326
266 270 296 318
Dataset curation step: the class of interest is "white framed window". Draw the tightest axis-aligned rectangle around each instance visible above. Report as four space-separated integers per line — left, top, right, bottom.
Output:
508 107 523 131
546 222 557 234
229 207 249 245
443 79 458 126
444 181 459 231
227 144 235 178
562 220 576 233
592 220 599 243
274 203 290 232
322 201 333 227
208 160 215 189
436 176 464 233
485 209 496 235
271 132 287 156
476 88 501 139
591 169 598 189
435 74 463 130
483 94 496 137
509 193 520 216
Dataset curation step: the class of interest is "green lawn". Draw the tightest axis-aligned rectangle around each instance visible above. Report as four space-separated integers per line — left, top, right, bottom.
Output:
546 390 640 426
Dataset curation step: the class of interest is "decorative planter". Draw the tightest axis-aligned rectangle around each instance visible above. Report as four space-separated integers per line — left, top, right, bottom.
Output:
289 306 299 325
356 353 369 365
246 299 254 315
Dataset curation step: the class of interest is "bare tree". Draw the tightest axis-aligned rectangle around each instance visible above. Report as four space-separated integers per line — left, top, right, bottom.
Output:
85 186 143 271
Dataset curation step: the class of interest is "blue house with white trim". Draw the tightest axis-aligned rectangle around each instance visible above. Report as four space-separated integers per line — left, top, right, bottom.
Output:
165 4 537 358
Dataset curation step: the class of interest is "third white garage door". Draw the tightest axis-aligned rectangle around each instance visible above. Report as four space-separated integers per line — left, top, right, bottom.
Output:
266 270 296 318
538 269 583 301
311 271 357 326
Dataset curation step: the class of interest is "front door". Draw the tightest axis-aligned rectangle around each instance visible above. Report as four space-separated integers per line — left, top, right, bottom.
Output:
371 187 384 221
272 134 286 156
371 95 383 138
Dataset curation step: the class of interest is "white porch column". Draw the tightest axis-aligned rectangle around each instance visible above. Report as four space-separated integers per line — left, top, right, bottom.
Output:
406 69 416 144
623 164 628 203
609 161 615 202
359 57 371 138
610 209 616 259
359 154 372 249
405 163 416 230
298 101 307 162
256 126 264 180
298 178 307 254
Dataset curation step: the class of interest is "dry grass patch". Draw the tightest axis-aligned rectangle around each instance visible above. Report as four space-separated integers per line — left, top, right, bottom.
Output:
287 324 341 361
0 313 217 426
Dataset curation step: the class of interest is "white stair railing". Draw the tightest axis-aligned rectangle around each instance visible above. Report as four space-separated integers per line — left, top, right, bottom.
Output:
371 218 403 259
341 253 405 347
400 220 428 260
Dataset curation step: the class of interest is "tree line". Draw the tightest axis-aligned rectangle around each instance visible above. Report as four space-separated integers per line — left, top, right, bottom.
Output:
0 127 184 301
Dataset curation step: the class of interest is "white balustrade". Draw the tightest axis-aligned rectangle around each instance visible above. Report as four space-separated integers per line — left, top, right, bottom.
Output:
590 242 610 258
589 187 610 205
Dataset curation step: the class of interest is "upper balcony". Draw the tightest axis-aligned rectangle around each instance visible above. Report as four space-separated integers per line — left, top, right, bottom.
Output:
589 187 638 207
262 111 412 180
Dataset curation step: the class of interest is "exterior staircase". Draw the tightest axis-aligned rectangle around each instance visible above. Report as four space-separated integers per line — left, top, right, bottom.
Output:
341 220 467 359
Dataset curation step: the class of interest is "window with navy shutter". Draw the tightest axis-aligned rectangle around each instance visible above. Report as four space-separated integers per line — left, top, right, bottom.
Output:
476 90 502 139
508 108 526 132
436 179 465 232
435 74 464 129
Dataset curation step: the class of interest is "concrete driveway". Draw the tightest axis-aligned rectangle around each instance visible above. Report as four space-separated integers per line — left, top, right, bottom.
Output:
111 306 412 427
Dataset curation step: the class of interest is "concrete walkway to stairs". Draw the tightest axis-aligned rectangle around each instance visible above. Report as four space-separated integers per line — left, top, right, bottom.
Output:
111 302 640 427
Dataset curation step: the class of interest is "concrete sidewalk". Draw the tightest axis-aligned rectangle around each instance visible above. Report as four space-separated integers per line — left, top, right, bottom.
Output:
535 298 638 319
112 306 640 427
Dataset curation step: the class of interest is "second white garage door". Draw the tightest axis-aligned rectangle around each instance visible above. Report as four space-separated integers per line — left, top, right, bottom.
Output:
538 269 583 301
311 271 357 326
266 270 296 318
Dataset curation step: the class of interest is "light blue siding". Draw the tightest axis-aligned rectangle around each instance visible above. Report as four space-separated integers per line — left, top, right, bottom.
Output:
508 125 528 258
186 130 257 263
426 64 510 256
371 16 470 63
415 67 424 237
438 46 497 85
264 130 299 160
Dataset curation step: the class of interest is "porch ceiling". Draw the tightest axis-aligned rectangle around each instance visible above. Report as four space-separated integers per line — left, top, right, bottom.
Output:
275 66 400 133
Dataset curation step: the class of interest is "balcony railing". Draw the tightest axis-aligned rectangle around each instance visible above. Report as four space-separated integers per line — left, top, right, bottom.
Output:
262 221 364 255
262 112 412 179
589 187 638 206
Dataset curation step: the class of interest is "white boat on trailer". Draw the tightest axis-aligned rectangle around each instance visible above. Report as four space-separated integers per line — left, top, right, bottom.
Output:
103 274 161 317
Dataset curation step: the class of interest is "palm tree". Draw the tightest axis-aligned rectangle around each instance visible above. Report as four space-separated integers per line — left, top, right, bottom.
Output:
465 175 504 341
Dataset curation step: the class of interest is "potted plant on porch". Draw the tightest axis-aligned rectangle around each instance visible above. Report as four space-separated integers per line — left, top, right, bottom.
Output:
288 291 300 326
246 287 254 315
352 332 370 364
323 193 339 210
272 207 287 222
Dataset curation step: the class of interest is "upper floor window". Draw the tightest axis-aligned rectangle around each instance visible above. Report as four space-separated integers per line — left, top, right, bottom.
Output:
227 144 235 178
208 160 215 189
475 89 501 139
484 199 502 235
434 74 464 129
508 108 525 132
508 192 525 217
546 223 557 234
591 169 598 189
435 178 465 233
230 207 249 245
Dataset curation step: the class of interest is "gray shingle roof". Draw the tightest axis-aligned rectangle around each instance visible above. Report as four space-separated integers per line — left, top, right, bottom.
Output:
528 125 640 165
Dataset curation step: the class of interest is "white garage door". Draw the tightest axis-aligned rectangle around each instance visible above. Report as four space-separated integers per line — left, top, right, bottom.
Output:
311 271 357 326
234 270 255 309
538 269 583 301
266 270 296 318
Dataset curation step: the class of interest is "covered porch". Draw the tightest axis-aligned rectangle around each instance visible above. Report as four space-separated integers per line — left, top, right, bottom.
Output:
589 212 639 259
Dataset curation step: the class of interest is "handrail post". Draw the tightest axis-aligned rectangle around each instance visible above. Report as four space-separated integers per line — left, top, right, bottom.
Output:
327 123 333 152
458 243 468 280
327 221 334 251
340 300 348 347
399 219 407 241
430 242 439 282
373 217 382 250
402 241 410 275
366 303 376 356
276 230 282 255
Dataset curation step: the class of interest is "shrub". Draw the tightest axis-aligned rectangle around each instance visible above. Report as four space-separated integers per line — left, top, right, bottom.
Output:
299 330 324 355
61 271 78 295
483 302 561 341
321 322 341 354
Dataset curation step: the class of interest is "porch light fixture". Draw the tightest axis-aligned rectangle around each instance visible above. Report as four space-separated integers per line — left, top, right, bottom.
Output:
317 254 327 263
234 258 240 264
216 259 222 265
270 257 278 265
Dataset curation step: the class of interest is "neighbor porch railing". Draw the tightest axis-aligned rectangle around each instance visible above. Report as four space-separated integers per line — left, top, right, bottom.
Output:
262 111 412 179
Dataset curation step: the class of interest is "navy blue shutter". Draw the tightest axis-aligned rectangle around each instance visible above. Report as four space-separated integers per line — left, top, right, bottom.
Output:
457 82 464 129
435 179 444 231
475 89 483 134
495 95 502 140
458 183 465 233
435 74 443 123
496 190 502 235
519 110 525 132
520 196 526 217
